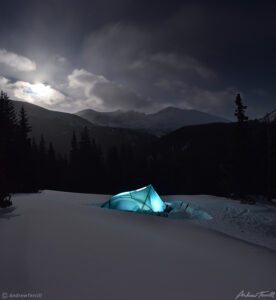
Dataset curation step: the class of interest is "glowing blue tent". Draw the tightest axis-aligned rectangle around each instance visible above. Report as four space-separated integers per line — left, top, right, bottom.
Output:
102 185 166 213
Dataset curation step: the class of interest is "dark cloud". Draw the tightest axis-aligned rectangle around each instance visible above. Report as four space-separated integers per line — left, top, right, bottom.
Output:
67 68 154 112
0 0 275 119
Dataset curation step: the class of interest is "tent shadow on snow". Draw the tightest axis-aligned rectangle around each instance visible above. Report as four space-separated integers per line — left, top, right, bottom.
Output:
100 185 212 220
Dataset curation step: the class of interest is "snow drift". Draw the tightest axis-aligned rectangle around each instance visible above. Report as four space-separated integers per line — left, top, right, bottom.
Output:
0 190 275 300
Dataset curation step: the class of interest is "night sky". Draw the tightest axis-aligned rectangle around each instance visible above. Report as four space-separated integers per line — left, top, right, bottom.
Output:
0 0 275 119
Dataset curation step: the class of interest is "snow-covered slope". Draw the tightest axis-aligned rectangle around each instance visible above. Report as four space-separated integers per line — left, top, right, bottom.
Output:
12 100 156 155
0 191 275 300
260 109 276 123
76 106 229 135
165 195 276 250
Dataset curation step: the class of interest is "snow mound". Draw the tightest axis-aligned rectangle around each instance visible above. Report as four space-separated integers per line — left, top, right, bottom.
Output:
164 195 276 250
167 201 213 220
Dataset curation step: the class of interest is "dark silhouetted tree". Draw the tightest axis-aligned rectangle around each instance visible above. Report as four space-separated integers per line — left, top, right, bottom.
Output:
19 106 31 141
45 143 57 188
70 131 78 167
235 93 248 123
0 92 39 192
233 93 250 200
264 115 273 202
38 135 47 188
0 91 18 192
69 131 79 189
17 105 36 191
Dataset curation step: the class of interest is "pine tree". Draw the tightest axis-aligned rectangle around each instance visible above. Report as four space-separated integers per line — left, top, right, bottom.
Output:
32 137 38 155
0 91 17 131
31 137 39 190
70 131 78 167
68 131 79 190
107 146 120 192
19 106 31 142
38 135 46 188
79 127 92 191
90 138 104 192
0 91 18 192
16 105 35 191
264 115 272 202
39 135 46 157
233 93 249 200
79 127 91 153
46 143 57 189
48 143 56 161
235 93 248 123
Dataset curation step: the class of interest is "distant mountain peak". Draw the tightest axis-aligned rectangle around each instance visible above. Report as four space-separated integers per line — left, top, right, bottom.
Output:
76 105 228 135
160 106 182 111
153 106 185 114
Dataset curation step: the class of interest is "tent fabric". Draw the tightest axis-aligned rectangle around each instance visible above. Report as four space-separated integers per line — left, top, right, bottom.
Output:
102 185 166 213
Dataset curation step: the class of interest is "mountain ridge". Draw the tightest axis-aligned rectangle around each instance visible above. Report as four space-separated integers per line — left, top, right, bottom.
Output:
76 106 229 135
260 109 276 123
11 100 156 155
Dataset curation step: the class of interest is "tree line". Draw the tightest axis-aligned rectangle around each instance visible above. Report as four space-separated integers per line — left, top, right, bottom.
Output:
0 91 275 201
0 91 148 194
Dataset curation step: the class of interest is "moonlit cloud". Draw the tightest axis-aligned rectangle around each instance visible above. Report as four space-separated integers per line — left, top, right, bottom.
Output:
13 82 65 105
0 49 36 72
68 69 107 96
79 24 228 114
179 86 237 116
0 1 275 118
0 76 65 107
67 69 153 112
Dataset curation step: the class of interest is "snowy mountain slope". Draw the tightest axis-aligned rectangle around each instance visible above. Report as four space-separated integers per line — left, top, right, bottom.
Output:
76 106 229 135
76 108 146 128
12 100 156 155
0 190 275 300
260 109 276 123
